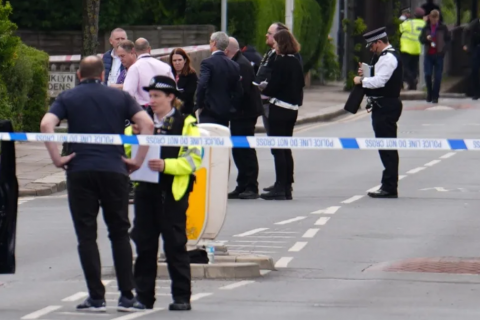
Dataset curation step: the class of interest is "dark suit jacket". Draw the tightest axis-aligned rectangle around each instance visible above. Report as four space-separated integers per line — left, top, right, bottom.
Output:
232 51 262 119
196 51 243 120
175 71 198 116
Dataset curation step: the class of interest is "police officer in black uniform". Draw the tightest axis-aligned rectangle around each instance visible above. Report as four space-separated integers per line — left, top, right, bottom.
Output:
354 27 403 199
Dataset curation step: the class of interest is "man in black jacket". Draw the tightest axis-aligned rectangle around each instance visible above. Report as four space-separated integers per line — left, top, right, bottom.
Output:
462 17 480 99
225 37 263 200
196 31 243 126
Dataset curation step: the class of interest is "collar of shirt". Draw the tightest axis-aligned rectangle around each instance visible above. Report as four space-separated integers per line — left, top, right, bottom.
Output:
212 50 223 55
154 108 176 128
381 45 393 52
138 53 151 59
110 49 118 59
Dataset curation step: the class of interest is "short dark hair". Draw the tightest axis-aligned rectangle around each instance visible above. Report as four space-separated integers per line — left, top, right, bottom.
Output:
273 30 301 55
377 36 389 44
79 56 104 79
117 40 134 53
274 22 289 32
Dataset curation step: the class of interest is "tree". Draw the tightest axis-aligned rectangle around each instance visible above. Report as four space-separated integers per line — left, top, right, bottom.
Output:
82 0 100 57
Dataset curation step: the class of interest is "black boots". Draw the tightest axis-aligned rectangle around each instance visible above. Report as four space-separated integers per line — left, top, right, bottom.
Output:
260 184 292 200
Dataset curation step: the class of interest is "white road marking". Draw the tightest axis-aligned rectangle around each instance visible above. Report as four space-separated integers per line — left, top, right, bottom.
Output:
233 240 287 243
227 245 283 248
229 250 277 254
406 167 425 174
263 231 298 234
21 306 62 319
302 228 320 238
420 187 450 192
341 195 364 204
191 293 213 301
311 206 340 214
102 280 113 286
57 311 110 317
288 241 308 252
111 308 165 320
425 160 441 167
274 216 307 225
233 228 269 237
275 257 293 268
61 292 88 302
315 217 330 226
440 152 456 159
367 185 381 192
243 236 296 239
399 175 407 180
260 270 272 276
220 280 255 290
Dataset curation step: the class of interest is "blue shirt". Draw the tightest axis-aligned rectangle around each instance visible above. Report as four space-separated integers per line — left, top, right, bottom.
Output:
49 80 143 175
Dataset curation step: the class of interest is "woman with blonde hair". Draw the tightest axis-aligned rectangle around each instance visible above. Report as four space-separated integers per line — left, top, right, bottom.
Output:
125 75 201 312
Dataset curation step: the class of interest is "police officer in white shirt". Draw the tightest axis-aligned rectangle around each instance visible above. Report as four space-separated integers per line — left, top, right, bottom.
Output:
354 27 403 199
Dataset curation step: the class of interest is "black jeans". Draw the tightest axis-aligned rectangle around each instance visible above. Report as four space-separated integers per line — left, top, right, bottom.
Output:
231 117 259 193
401 52 420 90
268 104 298 189
471 46 480 98
67 171 134 300
424 54 444 101
371 98 403 193
131 183 191 307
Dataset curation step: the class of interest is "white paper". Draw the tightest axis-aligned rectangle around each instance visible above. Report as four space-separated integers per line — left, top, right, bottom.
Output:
362 63 372 78
129 145 161 183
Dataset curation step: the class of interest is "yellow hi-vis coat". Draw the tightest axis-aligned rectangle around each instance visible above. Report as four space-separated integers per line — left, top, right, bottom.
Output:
164 115 202 201
399 18 426 55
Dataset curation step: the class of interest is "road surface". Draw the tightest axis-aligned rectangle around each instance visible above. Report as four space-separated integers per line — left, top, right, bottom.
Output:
2 98 480 320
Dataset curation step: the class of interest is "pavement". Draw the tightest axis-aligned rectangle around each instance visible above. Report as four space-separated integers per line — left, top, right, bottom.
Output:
4 97 480 319
18 83 461 197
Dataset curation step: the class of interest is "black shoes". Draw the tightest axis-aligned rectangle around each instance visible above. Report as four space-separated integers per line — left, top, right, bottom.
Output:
260 184 293 200
228 189 259 199
169 302 192 311
264 184 293 192
367 189 398 198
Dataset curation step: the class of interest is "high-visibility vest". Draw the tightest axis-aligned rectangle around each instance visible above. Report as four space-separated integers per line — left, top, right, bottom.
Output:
399 18 426 55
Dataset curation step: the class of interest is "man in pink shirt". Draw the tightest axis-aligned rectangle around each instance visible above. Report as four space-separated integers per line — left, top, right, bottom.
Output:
123 38 175 108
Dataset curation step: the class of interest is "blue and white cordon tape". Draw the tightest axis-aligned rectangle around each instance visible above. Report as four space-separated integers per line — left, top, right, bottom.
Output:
4 132 480 150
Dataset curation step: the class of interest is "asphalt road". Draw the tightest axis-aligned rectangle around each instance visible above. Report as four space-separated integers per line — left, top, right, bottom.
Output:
3 98 480 319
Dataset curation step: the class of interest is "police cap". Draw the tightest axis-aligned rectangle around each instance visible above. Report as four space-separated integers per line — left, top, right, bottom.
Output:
363 27 388 48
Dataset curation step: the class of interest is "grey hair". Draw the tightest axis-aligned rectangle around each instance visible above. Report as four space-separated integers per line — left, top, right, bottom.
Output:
210 32 230 51
110 28 127 38
117 40 135 53
135 38 150 52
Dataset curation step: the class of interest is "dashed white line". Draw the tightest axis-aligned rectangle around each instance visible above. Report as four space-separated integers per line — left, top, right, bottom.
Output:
233 240 286 243
440 152 456 159
220 280 255 290
314 217 330 226
367 185 381 193
302 228 320 238
311 206 340 214
341 195 364 204
406 167 426 174
288 241 308 252
191 293 213 301
102 280 113 286
21 306 62 319
233 228 269 237
111 309 164 320
274 216 306 225
399 175 407 180
227 245 283 248
275 257 293 268
61 292 88 302
425 160 441 167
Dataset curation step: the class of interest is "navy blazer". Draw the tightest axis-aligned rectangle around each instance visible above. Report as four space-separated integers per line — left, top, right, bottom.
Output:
196 51 243 119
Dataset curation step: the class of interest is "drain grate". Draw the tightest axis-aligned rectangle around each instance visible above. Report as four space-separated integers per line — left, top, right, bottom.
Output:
364 257 480 275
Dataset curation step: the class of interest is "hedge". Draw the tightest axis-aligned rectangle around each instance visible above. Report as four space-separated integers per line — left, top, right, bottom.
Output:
185 0 336 73
0 1 49 132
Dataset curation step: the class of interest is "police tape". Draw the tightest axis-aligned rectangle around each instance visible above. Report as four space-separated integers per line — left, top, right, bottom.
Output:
4 132 480 150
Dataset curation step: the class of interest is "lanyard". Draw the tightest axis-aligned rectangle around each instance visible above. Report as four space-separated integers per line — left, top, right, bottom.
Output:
430 24 438 37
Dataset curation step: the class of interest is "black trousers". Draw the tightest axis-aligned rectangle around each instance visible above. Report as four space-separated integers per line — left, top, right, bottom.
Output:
67 171 134 300
401 52 420 90
131 183 191 307
230 117 259 192
371 98 403 193
199 109 229 127
268 104 298 188
470 46 480 98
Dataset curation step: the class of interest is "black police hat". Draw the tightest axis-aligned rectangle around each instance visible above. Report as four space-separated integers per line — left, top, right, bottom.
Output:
142 75 181 96
363 27 388 48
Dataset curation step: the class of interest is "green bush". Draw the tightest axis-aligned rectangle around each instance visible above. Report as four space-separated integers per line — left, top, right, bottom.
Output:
0 1 49 132
185 0 336 74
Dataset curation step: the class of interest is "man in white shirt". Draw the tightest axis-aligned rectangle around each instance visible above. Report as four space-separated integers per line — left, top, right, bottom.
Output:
103 28 128 86
354 27 403 199
123 38 174 108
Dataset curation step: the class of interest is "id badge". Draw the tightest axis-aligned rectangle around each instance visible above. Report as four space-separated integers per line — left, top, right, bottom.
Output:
431 42 436 48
